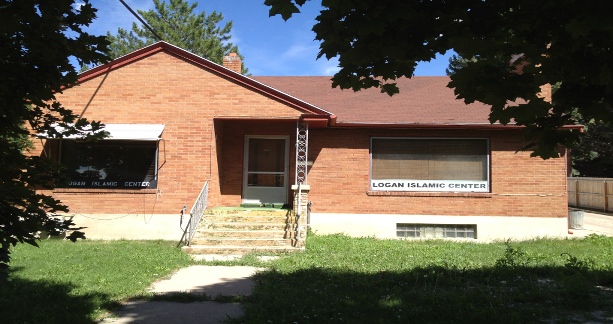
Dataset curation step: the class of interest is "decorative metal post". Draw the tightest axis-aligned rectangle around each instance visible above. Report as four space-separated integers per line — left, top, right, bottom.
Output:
293 122 310 246
295 122 308 185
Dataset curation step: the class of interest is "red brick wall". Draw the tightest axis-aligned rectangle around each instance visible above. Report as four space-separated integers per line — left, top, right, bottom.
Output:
215 120 297 206
34 51 568 220
36 51 301 215
306 128 568 218
539 84 552 103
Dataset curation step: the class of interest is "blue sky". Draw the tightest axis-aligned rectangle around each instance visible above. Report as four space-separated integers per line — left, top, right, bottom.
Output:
83 0 452 76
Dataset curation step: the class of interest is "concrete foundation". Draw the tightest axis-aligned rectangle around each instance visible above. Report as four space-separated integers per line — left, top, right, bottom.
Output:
309 213 570 242
63 213 184 240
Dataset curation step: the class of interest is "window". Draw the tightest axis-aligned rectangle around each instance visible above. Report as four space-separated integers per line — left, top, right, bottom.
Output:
371 138 489 192
397 224 477 239
59 140 158 189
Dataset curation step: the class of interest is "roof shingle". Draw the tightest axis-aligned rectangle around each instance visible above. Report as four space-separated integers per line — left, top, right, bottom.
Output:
253 76 496 125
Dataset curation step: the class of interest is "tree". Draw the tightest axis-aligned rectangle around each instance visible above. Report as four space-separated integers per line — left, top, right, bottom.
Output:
107 0 247 73
0 0 109 275
265 0 613 159
571 120 613 177
447 54 613 176
446 55 478 77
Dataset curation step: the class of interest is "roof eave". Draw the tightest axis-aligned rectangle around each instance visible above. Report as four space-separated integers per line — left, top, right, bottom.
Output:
329 122 584 130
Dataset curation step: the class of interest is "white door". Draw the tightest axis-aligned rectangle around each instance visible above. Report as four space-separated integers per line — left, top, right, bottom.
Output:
242 136 289 204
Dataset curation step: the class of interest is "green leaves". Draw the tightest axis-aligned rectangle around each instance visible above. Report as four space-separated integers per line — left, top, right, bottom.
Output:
1 0 109 272
265 0 613 159
265 0 306 21
572 119 613 176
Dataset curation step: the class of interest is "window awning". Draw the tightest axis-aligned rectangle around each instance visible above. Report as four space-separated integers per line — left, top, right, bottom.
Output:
39 124 165 141
98 124 165 140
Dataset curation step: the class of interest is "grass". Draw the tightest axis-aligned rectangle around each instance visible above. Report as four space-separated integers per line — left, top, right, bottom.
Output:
243 233 613 323
1 239 192 323
1 234 612 323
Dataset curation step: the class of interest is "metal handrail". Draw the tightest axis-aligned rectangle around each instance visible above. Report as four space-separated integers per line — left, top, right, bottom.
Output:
180 181 209 246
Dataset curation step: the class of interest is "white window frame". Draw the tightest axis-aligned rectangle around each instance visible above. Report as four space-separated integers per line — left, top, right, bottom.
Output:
397 223 477 239
370 137 491 193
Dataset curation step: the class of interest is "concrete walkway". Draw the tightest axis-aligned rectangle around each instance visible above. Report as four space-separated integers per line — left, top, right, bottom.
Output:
101 266 263 324
567 211 613 238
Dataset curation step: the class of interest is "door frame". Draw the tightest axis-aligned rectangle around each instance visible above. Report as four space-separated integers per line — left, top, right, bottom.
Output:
242 135 290 204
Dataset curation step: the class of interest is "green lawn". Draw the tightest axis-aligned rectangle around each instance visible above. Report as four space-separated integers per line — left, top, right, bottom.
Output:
1 235 612 323
1 240 193 323
246 234 613 323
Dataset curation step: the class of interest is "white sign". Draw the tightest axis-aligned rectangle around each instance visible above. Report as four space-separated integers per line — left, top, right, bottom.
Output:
371 180 489 192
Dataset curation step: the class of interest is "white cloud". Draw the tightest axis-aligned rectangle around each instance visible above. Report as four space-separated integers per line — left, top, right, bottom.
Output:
72 2 86 11
321 60 340 76
281 43 315 59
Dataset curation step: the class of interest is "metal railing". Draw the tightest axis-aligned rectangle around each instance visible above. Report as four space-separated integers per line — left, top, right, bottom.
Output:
293 184 313 247
180 181 209 246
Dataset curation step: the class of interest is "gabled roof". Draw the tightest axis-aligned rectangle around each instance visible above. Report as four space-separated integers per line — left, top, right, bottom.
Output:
76 42 550 129
76 41 332 118
253 76 502 128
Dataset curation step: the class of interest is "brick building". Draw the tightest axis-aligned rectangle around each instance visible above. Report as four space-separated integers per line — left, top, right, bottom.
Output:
36 42 575 241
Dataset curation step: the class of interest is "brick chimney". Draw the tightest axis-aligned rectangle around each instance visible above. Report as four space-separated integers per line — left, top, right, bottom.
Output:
223 53 242 74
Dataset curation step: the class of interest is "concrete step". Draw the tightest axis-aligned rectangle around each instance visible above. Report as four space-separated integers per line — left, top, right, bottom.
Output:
182 245 303 255
191 237 293 246
205 208 292 216
203 214 296 223
185 207 303 255
197 229 288 238
201 222 294 231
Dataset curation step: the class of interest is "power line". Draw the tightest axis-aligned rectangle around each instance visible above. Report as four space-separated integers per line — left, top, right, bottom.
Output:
118 0 164 42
